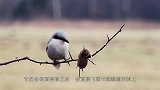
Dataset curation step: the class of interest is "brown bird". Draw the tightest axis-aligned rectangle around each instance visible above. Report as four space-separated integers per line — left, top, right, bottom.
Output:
77 47 95 77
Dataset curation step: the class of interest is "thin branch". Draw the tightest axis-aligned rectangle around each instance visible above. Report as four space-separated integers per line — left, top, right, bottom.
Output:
91 24 125 57
0 56 77 66
68 51 74 61
88 59 96 65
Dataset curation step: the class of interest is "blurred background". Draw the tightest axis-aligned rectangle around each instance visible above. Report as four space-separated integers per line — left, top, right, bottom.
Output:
0 0 160 21
0 0 160 90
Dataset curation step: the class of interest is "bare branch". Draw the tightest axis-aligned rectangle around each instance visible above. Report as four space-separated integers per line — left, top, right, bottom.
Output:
0 56 77 66
0 24 124 67
68 51 74 61
88 59 96 65
91 24 125 57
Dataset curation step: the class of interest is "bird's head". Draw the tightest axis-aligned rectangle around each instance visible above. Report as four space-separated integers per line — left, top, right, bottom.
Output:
79 47 91 59
52 31 69 43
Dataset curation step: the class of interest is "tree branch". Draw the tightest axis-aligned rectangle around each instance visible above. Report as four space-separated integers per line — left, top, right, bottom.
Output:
0 24 124 67
91 24 125 57
0 56 77 66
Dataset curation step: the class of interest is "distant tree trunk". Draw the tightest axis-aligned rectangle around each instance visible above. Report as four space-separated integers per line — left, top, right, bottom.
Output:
122 0 132 18
88 0 98 18
51 0 62 19
111 0 122 19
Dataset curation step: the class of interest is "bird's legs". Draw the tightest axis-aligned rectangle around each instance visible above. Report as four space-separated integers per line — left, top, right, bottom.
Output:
79 68 81 77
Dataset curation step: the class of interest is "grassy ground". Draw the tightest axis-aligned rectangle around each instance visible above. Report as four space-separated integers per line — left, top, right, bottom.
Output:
0 21 160 90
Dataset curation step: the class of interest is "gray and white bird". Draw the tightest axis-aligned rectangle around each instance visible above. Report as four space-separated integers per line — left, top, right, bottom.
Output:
46 31 70 69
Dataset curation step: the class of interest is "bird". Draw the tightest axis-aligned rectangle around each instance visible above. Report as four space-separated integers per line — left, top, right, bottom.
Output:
77 47 91 77
46 31 70 69
77 47 96 77
77 47 91 71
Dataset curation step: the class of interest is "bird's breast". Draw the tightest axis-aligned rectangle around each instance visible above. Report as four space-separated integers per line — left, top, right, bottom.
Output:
77 57 88 69
47 39 69 60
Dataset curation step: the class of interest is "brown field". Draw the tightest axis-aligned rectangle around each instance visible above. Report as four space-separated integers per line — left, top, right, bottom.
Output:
0 21 160 90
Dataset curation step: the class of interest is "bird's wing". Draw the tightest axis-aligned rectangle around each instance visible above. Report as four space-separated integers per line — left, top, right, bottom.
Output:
46 46 48 52
46 38 52 52
47 38 52 44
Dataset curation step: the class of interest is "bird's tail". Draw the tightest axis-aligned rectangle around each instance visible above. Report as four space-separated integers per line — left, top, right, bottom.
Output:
54 60 60 69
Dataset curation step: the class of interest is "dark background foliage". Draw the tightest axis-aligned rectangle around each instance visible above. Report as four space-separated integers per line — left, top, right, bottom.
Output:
0 0 159 21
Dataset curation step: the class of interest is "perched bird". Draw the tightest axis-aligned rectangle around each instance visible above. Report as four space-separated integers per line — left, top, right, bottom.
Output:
46 31 70 69
77 47 91 77
77 47 91 71
77 47 96 77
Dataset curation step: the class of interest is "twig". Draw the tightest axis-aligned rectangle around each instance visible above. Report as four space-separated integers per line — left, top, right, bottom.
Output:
0 56 77 66
88 59 96 65
91 24 125 57
68 51 74 61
